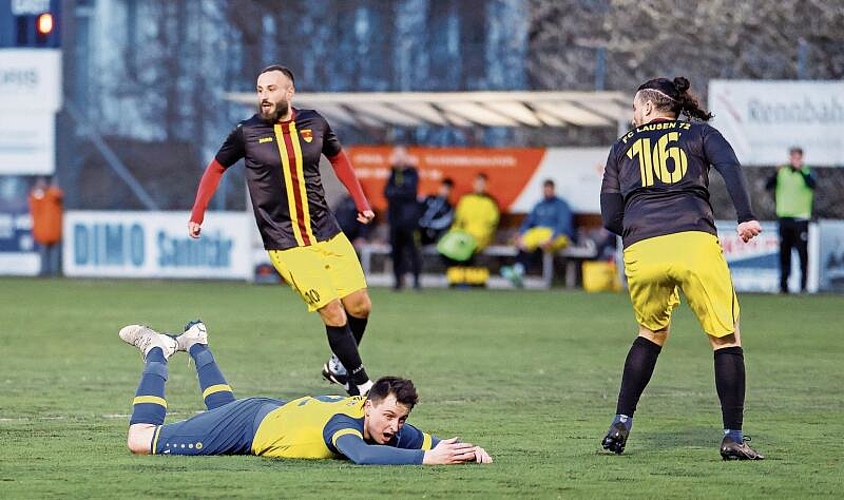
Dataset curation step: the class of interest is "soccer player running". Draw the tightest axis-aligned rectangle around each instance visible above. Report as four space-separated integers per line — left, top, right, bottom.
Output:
599 77 765 460
119 322 492 465
189 65 374 396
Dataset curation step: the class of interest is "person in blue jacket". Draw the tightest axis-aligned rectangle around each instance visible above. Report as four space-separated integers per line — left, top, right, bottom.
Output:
502 179 574 287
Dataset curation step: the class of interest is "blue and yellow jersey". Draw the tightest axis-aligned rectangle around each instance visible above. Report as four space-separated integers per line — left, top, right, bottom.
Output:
251 395 436 462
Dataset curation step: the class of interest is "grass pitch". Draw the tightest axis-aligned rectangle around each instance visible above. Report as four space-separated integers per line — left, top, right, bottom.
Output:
0 277 842 498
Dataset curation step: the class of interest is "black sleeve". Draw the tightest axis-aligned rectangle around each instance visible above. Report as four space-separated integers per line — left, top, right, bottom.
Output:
214 123 246 167
704 128 756 223
320 114 342 158
802 169 817 189
600 145 624 235
600 193 624 235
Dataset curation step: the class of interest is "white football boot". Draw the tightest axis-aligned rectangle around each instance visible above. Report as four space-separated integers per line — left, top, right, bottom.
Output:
118 325 178 361
176 320 208 352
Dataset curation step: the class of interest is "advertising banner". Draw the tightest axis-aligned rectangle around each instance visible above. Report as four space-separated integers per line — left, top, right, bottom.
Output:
0 175 38 275
0 112 55 175
0 49 62 175
346 146 607 214
816 219 844 292
0 49 62 112
708 80 844 166
64 211 251 279
716 220 818 293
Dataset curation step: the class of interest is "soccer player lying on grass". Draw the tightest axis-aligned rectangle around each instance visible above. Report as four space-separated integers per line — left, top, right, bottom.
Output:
119 321 492 465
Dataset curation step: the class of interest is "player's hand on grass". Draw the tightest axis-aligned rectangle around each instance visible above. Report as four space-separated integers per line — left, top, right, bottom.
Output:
188 221 202 239
423 437 484 465
472 445 493 464
357 210 375 224
737 220 762 243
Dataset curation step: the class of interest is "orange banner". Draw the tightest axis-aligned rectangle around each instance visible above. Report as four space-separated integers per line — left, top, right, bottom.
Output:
347 146 546 212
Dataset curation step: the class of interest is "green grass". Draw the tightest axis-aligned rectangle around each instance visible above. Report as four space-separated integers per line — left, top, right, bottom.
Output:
0 277 842 499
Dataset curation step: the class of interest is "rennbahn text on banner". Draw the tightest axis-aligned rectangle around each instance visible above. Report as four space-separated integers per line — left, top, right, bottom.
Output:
708 80 844 166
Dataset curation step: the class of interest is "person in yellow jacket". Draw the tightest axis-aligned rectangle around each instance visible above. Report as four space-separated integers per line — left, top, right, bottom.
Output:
437 173 500 264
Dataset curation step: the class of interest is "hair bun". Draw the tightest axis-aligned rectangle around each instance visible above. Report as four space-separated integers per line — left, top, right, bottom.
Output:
673 77 690 94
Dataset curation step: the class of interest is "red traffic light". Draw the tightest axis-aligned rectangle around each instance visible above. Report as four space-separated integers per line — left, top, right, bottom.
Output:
37 12 54 35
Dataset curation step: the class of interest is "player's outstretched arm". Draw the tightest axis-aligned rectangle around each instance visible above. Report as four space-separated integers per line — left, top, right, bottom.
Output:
188 159 226 239
334 434 425 465
327 151 372 223
423 437 493 465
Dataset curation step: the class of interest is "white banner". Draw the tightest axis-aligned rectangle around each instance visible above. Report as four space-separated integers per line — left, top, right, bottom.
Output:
0 112 55 174
511 147 607 214
0 253 40 275
0 49 62 112
716 220 818 293
64 211 252 279
708 80 844 166
817 219 844 292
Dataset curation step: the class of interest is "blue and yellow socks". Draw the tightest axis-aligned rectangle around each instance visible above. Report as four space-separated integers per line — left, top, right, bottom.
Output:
130 347 168 425
189 344 235 410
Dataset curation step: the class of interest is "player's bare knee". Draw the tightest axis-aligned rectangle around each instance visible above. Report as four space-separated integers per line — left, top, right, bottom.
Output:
710 332 740 350
127 425 155 455
127 439 148 455
319 300 348 326
638 325 669 346
344 291 371 318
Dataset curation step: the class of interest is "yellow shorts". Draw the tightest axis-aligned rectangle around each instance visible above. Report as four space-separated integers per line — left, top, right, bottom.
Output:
521 227 569 252
268 233 367 312
623 231 739 338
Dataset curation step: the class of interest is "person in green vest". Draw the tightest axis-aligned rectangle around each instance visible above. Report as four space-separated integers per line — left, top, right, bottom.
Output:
766 147 816 294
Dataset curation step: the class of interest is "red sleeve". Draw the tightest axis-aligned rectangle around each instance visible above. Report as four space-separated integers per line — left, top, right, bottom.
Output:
328 151 371 212
189 159 227 224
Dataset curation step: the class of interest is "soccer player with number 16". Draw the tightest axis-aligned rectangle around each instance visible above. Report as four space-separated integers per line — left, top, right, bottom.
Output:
599 76 764 460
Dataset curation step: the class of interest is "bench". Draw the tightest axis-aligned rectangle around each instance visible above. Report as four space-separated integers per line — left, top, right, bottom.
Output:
357 239 598 289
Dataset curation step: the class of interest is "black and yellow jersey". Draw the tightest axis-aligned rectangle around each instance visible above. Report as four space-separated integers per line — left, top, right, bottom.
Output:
601 118 755 248
215 109 343 250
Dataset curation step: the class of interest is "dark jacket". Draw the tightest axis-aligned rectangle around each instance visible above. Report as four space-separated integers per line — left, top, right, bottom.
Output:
384 165 420 229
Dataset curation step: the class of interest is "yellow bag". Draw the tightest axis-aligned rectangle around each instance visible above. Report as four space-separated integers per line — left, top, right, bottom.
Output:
582 261 622 292
446 266 490 286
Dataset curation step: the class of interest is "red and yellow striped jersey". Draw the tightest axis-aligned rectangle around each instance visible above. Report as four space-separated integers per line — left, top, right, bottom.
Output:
215 108 343 250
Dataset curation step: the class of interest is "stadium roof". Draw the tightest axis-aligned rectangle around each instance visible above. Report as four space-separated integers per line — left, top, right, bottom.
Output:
224 90 630 130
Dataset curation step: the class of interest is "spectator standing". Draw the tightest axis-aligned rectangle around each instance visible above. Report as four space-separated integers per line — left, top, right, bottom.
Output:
766 146 816 294
501 179 574 287
28 176 64 277
384 147 422 290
